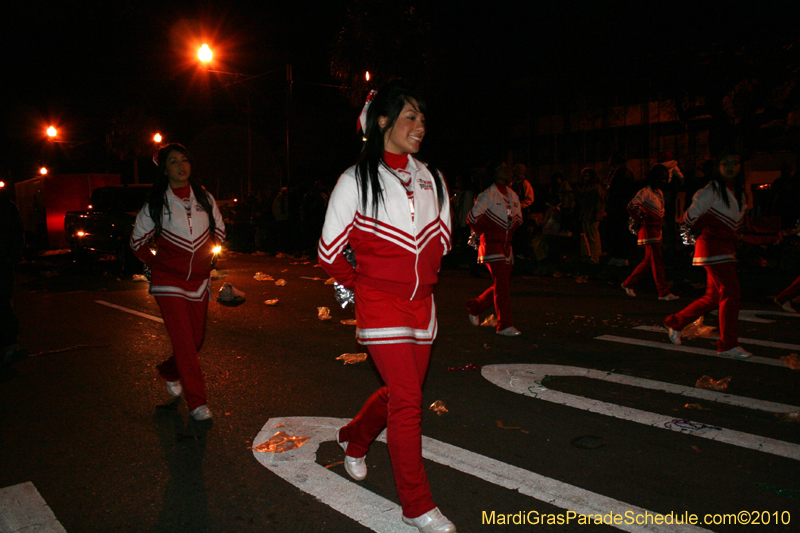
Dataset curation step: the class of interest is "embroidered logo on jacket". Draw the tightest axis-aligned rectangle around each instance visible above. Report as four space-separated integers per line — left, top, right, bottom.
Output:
417 178 433 190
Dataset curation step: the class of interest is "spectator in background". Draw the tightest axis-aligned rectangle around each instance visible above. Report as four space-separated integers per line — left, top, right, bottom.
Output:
576 168 605 264
603 153 636 266
0 182 25 365
510 164 534 259
272 186 290 252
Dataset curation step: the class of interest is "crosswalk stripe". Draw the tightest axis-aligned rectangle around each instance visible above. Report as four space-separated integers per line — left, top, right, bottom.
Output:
253 417 712 533
0 482 66 533
595 335 787 367
482 364 800 460
632 325 800 351
95 300 164 323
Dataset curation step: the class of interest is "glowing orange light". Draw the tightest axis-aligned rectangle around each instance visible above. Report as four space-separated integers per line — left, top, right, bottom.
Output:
0 181 5 189
365 71 371 81
153 133 162 143
212 245 222 254
47 126 57 138
76 231 86 237
199 44 212 63
40 167 48 175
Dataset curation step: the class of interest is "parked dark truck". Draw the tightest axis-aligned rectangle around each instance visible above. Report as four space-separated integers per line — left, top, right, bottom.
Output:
64 184 152 271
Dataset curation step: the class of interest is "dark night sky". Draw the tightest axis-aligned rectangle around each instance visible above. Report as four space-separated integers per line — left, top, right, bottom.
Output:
1 1 796 188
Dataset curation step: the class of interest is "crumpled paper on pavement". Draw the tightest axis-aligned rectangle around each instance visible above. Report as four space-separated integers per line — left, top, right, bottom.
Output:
481 314 498 327
275 279 287 286
780 353 800 370
696 375 731 391
340 319 357 326
217 283 245 304
254 272 274 281
252 431 310 453
264 299 279 306
681 316 717 340
210 269 227 279
336 353 368 364
429 400 448 415
318 307 332 320
776 411 800 422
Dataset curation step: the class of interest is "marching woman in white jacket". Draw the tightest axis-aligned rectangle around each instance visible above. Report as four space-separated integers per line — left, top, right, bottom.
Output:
318 81 455 533
130 143 225 420
664 149 750 358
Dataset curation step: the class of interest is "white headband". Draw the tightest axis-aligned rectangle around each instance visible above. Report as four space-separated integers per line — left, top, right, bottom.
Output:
358 90 378 133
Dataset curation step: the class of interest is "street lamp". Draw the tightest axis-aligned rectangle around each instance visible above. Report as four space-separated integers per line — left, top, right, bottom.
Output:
40 167 48 175
153 133 162 143
47 126 57 138
196 44 293 194
198 44 212 63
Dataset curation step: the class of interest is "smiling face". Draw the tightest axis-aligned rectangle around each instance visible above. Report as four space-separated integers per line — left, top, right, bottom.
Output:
381 99 425 155
719 154 741 181
165 150 191 188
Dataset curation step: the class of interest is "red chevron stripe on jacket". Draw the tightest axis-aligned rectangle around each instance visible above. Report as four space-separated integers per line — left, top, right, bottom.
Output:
318 157 451 301
684 181 746 266
130 187 225 299
467 183 522 263
628 185 665 245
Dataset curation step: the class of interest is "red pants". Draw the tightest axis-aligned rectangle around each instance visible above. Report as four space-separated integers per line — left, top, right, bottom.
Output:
155 295 209 410
664 263 740 352
623 243 670 297
337 343 435 519
776 274 800 304
466 261 513 331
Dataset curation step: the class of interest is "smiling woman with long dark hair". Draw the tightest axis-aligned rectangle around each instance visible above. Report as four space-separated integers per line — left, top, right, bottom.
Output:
318 80 456 533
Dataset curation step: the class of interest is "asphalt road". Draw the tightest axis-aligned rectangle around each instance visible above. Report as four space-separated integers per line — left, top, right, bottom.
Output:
2 250 799 532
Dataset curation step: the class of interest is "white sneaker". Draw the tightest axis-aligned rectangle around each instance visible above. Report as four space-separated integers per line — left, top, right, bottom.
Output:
775 299 796 313
659 293 679 301
190 405 213 421
718 346 752 359
665 325 681 345
621 283 636 297
468 314 480 326
402 507 457 533
496 327 522 336
166 380 182 397
336 428 367 481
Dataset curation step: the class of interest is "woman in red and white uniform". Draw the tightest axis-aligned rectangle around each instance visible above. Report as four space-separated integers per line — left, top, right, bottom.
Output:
466 162 523 336
621 164 679 300
130 143 225 420
664 149 750 358
318 81 455 533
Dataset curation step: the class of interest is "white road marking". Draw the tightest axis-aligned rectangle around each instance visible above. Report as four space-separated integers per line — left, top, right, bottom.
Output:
632 325 800 351
252 416 711 533
482 364 800 460
595 335 786 367
708 309 800 323
95 300 164 323
0 482 66 533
